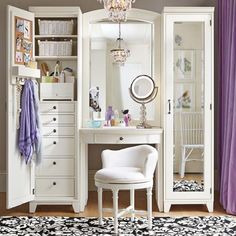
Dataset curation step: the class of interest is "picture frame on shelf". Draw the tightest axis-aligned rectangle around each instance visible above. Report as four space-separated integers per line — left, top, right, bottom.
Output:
174 50 195 80
174 82 195 110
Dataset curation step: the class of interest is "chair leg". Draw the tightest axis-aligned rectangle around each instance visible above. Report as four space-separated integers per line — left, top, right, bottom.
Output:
130 189 135 221
112 189 119 234
147 187 152 230
180 147 186 178
98 187 103 225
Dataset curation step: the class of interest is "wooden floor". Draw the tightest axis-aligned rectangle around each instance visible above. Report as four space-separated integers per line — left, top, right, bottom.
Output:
0 191 232 218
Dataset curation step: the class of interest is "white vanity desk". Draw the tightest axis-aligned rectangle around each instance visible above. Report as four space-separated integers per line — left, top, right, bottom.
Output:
79 127 164 212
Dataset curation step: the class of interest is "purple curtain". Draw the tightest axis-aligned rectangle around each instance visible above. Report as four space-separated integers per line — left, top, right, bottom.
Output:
218 0 236 215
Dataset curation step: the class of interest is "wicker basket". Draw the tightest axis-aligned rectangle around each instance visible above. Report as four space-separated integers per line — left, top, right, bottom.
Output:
38 40 73 56
38 20 74 35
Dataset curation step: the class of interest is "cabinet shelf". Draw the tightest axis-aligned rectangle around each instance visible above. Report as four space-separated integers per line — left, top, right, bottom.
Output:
12 66 41 79
35 35 77 38
35 56 77 61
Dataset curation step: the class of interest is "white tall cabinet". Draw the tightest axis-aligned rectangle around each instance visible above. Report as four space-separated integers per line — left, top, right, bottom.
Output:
162 7 214 212
7 6 82 212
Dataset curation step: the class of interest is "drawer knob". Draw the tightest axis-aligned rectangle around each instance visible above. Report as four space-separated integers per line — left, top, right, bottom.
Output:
53 161 56 165
53 106 57 110
53 118 56 122
119 137 124 141
53 182 56 186
53 129 56 133
53 141 57 145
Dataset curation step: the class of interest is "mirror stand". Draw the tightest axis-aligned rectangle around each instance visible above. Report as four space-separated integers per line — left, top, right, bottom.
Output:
137 103 152 129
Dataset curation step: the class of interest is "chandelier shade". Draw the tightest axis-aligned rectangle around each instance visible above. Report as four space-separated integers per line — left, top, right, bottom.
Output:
110 23 130 66
98 0 136 22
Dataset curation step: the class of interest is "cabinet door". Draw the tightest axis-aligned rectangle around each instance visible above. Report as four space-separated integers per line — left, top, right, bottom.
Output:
164 13 213 200
7 6 35 209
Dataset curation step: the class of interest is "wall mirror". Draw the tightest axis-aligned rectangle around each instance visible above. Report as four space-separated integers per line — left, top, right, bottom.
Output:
172 22 205 193
82 9 161 127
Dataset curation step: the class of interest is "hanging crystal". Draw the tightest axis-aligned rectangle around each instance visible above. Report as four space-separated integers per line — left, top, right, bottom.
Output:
97 0 136 22
110 23 130 66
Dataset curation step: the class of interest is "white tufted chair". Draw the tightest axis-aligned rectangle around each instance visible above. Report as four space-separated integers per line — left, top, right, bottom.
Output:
94 145 158 234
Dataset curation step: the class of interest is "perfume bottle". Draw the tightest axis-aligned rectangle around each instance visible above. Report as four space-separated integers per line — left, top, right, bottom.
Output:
105 106 114 126
122 109 131 127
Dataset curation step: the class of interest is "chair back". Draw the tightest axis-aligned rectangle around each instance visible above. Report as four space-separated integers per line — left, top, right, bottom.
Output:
180 112 204 146
101 145 157 171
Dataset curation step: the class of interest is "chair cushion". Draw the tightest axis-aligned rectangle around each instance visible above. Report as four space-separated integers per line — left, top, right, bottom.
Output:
95 167 148 184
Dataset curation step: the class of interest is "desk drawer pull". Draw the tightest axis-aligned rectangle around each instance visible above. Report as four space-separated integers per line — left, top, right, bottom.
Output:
53 129 57 133
119 137 124 141
53 106 57 110
53 141 57 145
53 118 57 122
53 182 57 186
53 161 56 165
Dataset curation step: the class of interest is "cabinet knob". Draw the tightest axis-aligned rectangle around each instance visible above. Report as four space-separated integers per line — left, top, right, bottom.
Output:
53 118 56 122
53 129 56 133
53 141 57 145
119 137 124 141
53 161 56 165
53 106 57 110
53 182 56 186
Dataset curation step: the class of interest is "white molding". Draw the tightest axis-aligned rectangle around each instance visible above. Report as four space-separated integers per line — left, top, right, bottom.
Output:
163 7 215 14
0 171 6 192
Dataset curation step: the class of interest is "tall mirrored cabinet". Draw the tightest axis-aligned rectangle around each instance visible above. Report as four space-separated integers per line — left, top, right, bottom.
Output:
162 7 214 212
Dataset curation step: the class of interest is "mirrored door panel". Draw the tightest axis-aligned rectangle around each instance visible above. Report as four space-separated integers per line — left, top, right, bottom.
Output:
172 22 205 192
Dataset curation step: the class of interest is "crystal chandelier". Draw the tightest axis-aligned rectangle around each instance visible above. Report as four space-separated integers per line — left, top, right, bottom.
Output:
110 23 130 66
98 0 136 22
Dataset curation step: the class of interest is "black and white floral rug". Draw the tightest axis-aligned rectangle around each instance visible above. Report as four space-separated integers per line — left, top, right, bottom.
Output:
173 179 204 192
0 216 236 235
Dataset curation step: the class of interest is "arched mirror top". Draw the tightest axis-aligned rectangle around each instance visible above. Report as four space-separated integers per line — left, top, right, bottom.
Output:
83 8 160 25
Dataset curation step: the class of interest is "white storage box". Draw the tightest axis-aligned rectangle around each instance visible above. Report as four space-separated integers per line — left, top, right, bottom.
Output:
38 40 72 56
38 20 74 35
40 83 74 101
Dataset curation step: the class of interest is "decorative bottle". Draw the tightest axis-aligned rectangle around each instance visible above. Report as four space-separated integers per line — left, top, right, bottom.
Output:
105 106 114 126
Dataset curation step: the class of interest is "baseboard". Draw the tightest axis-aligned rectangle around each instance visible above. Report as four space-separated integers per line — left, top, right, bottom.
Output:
0 171 6 192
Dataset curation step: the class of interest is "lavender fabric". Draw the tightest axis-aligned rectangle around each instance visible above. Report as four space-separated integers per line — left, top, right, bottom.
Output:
218 0 236 215
18 80 40 164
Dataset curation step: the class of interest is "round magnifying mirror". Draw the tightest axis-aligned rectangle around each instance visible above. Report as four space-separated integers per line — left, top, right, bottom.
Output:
131 75 155 100
129 75 158 129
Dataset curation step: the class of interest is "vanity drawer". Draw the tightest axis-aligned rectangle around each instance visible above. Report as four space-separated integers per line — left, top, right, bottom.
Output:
40 102 75 114
94 134 147 144
42 126 75 137
42 138 75 156
36 159 74 176
41 114 75 126
35 178 74 197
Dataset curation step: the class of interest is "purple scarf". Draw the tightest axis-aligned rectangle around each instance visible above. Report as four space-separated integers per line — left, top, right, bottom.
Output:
18 80 40 164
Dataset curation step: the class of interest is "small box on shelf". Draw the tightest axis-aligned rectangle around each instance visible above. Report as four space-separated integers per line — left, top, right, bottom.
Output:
40 83 74 101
